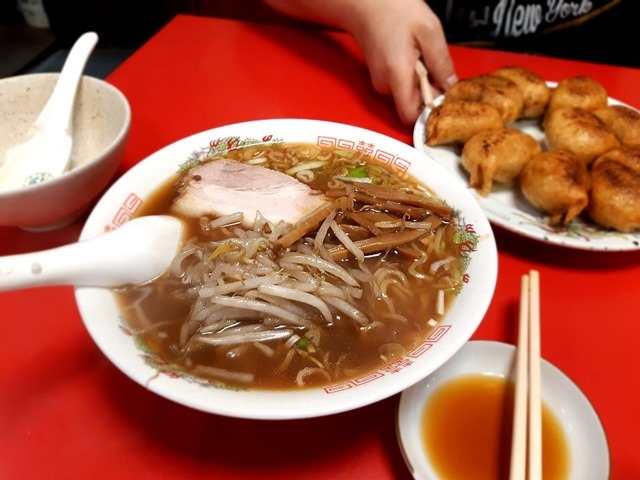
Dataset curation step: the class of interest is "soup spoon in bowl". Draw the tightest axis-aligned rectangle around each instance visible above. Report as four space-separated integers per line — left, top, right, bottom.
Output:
0 32 98 191
0 215 184 292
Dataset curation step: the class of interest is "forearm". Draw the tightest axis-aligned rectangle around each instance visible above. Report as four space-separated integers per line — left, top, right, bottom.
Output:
263 0 373 32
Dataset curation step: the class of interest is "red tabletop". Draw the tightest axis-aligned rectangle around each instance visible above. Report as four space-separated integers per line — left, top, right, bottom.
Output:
2 15 640 479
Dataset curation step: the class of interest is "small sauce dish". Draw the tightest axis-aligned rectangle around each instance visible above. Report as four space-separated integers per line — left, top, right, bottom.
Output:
397 340 609 480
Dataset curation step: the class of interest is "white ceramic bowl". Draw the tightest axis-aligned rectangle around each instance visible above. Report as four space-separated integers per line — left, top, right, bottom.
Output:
75 119 498 419
0 73 131 230
397 340 610 479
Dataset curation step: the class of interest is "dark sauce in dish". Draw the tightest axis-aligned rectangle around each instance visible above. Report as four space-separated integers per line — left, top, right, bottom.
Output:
421 373 570 480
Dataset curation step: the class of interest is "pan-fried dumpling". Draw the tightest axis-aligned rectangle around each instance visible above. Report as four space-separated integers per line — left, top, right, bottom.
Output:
444 74 524 125
461 128 541 196
544 106 620 165
425 100 502 146
493 66 550 118
520 149 590 226
593 105 640 147
547 75 608 112
588 146 640 232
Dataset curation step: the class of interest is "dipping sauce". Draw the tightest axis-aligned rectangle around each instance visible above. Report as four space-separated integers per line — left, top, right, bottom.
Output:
421 373 570 480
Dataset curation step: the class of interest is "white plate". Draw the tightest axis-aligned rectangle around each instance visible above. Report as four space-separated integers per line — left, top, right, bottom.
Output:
75 119 498 420
413 90 640 251
397 340 610 480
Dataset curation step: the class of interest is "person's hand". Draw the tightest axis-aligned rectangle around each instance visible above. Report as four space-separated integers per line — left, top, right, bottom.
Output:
264 0 458 125
344 0 458 125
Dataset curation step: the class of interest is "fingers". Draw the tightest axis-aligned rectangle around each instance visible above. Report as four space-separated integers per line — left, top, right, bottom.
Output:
380 3 458 125
382 55 445 126
386 53 451 125
387 65 424 126
415 9 458 92
392 81 441 126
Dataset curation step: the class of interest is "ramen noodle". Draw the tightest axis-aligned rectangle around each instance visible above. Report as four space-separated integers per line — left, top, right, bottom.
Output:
116 142 472 390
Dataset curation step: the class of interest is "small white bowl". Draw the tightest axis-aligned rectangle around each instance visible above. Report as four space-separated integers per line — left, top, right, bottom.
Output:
0 73 131 230
76 119 498 420
397 340 609 479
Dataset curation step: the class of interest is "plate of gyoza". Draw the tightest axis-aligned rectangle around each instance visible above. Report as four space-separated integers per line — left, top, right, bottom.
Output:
413 66 640 251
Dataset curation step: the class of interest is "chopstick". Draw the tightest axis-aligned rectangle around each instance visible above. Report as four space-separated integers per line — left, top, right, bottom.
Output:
510 270 542 480
415 59 434 108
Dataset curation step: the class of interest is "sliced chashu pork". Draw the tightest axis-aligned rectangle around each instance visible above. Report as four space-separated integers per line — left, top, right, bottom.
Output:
172 159 328 227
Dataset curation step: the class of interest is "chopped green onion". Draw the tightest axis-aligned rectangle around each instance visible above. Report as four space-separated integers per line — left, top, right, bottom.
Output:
347 165 369 178
335 149 355 158
297 337 309 350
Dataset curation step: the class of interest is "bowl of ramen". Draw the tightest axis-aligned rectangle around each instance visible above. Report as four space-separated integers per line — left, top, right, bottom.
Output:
75 119 498 419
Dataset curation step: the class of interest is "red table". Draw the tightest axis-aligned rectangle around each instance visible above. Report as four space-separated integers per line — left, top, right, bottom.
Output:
2 15 639 479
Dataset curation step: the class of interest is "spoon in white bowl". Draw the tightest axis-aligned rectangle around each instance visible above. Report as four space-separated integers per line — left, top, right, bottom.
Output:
0 216 185 292
0 32 99 192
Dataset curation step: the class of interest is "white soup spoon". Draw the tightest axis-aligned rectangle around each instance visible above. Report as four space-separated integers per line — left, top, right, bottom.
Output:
0 216 185 291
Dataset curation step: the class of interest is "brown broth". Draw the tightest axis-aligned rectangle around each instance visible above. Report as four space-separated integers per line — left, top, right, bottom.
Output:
116 143 469 390
421 374 570 480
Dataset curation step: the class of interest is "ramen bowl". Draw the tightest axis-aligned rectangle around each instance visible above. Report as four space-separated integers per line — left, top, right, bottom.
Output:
76 119 498 420
0 73 130 230
397 340 609 479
